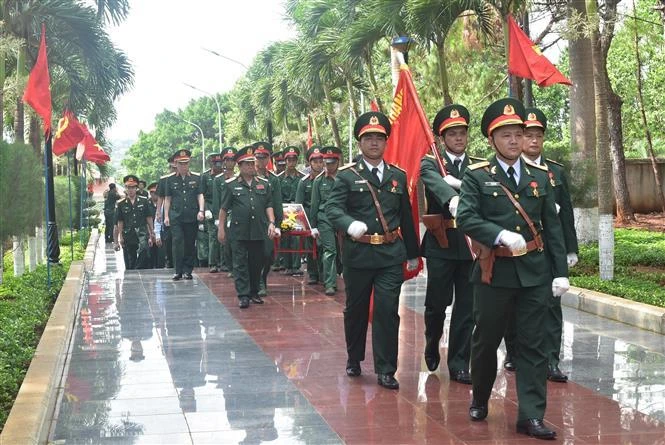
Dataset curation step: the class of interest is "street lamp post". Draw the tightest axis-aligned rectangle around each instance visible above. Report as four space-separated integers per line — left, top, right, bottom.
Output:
201 47 249 70
183 119 205 169
183 82 223 149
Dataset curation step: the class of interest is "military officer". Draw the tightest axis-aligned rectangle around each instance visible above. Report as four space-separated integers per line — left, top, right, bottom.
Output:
456 98 569 440
310 146 343 295
420 104 480 384
148 182 166 268
326 112 420 390
296 146 325 285
137 180 149 198
272 150 286 175
202 153 225 272
103 183 120 243
163 149 205 281
218 146 278 309
213 147 238 274
116 175 155 270
279 146 304 275
157 155 177 268
252 142 283 297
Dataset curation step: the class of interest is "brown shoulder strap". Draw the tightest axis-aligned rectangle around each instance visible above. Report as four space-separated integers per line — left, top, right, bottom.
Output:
496 182 544 250
350 167 390 235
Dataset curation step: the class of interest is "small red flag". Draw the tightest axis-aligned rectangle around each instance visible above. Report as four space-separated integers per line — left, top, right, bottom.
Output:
306 115 314 149
507 15 572 87
78 124 110 164
384 65 431 280
53 111 86 155
23 24 52 133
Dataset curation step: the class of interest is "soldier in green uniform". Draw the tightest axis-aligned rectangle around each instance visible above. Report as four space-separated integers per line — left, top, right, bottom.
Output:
157 155 177 268
116 175 155 270
326 112 420 390
272 150 286 175
296 146 325 285
202 153 225 272
522 107 579 382
213 148 238 274
103 183 120 243
218 146 278 309
147 182 166 268
279 146 304 275
420 104 480 384
456 98 569 439
310 146 343 295
137 180 149 198
163 149 205 281
252 142 283 297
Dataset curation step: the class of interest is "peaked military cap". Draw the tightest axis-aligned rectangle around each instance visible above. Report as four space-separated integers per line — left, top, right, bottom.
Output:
235 145 256 163
306 146 324 161
481 98 526 137
138 179 147 187
221 147 237 160
354 111 391 140
253 141 273 156
322 146 343 163
208 152 223 163
432 104 470 136
524 107 548 131
283 146 300 158
173 149 192 163
147 182 158 191
272 150 286 165
167 153 175 163
123 175 139 186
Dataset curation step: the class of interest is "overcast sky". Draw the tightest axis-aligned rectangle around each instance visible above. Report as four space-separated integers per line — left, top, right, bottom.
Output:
107 0 295 142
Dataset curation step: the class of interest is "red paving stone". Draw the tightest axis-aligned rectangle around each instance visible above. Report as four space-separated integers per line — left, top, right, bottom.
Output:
198 269 665 444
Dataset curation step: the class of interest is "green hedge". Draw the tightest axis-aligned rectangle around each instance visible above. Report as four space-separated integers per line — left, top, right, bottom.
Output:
0 231 89 432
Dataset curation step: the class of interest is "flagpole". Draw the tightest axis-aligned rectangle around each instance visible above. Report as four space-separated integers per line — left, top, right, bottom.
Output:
67 154 74 261
45 132 61 267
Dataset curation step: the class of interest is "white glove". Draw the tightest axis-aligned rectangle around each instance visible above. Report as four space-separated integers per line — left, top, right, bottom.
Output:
448 195 460 218
552 277 570 297
406 258 419 271
498 230 526 253
347 221 368 239
311 228 320 238
205 210 213 220
567 253 578 268
555 203 561 214
214 219 219 227
443 175 462 190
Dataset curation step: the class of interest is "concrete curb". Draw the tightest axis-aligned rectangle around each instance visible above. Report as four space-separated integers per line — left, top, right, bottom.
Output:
562 286 665 335
0 232 98 445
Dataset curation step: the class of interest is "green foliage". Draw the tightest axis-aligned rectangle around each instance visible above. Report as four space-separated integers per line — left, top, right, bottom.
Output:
0 232 89 431
0 141 44 240
54 175 82 231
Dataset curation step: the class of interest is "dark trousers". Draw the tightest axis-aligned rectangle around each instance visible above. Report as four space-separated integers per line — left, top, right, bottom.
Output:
149 243 166 269
343 264 404 375
260 239 274 293
304 238 321 281
171 221 197 275
544 295 563 367
164 226 173 268
232 240 264 298
104 211 114 242
424 257 473 373
471 282 550 421
123 243 139 270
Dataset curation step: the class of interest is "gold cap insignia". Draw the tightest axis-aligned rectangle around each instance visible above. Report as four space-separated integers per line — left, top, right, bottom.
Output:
503 104 515 115
257 145 264 151
369 116 379 125
450 109 460 118
527 113 537 121
313 148 320 153
227 149 233 154
246 148 253 155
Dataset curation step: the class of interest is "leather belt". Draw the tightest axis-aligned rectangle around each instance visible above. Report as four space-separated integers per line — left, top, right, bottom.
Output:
442 218 457 229
354 229 400 245
494 239 543 257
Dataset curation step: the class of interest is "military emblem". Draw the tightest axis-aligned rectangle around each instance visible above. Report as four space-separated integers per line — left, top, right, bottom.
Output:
180 150 187 157
257 145 264 151
247 148 253 156
313 148 320 153
490 165 497 175
503 104 515 115
369 116 379 125
527 113 537 122
450 109 460 118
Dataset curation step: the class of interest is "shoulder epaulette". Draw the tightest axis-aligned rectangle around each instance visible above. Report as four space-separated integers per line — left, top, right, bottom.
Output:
523 159 548 172
160 172 176 179
315 170 325 179
425 153 435 159
203 169 211 174
388 163 405 174
225 175 238 183
546 158 563 167
214 172 225 179
117 198 126 204
469 156 487 163
137 195 148 201
257 176 269 182
190 171 200 176
300 175 309 182
276 171 285 177
467 161 490 171
269 171 279 177
338 162 356 171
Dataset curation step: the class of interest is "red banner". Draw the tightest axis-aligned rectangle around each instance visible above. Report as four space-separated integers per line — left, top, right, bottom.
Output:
53 111 86 155
23 24 52 133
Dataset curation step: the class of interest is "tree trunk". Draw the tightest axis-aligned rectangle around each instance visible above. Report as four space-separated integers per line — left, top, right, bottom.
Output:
345 75 359 121
13 236 25 276
365 52 384 113
435 40 453 106
0 243 3 285
37 225 45 263
608 90 634 222
322 83 342 149
15 46 26 143
587 0 614 280
568 0 598 242
28 235 37 272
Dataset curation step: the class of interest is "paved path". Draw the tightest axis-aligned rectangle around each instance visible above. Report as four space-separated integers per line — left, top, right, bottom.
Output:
48 237 665 444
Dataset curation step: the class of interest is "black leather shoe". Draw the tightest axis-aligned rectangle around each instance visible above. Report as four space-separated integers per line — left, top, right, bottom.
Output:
346 359 361 377
377 373 399 390
183 273 193 280
469 400 488 421
424 337 440 372
250 295 264 305
307 278 318 285
172 274 182 281
516 418 556 440
547 365 568 382
238 297 250 309
450 370 472 385
324 288 336 296
503 357 516 372
209 267 219 273
291 270 304 276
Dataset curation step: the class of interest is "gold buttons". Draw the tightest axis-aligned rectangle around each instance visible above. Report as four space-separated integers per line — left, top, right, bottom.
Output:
515 210 519 215
514 194 519 199
493 192 498 197
516 226 521 231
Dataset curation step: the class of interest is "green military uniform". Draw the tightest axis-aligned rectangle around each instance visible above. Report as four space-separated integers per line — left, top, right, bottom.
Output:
103 185 120 242
147 182 166 268
456 98 568 427
212 147 237 272
279 146 304 274
165 149 203 279
252 142 283 297
201 153 225 270
326 112 419 384
220 146 274 306
157 170 175 268
310 146 343 295
116 175 153 270
197 169 211 267
296 146 325 284
137 180 149 198
420 104 478 380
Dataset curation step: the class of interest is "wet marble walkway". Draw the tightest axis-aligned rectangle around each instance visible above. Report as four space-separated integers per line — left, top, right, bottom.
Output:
48 237 665 444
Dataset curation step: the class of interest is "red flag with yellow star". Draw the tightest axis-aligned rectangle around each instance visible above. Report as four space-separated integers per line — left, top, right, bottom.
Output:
77 124 110 164
23 24 52 133
52 111 86 155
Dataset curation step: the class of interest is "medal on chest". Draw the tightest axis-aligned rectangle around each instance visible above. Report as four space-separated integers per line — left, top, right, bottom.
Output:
529 181 539 198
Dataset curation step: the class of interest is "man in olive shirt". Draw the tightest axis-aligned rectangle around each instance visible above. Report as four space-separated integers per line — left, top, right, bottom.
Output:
279 146 304 275
420 104 479 384
456 98 568 440
326 112 420 390
202 153 225 272
212 147 238 273
218 146 278 309
310 146 343 295
296 146 325 285
116 175 154 270
163 149 205 281
103 183 120 243
157 155 177 268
